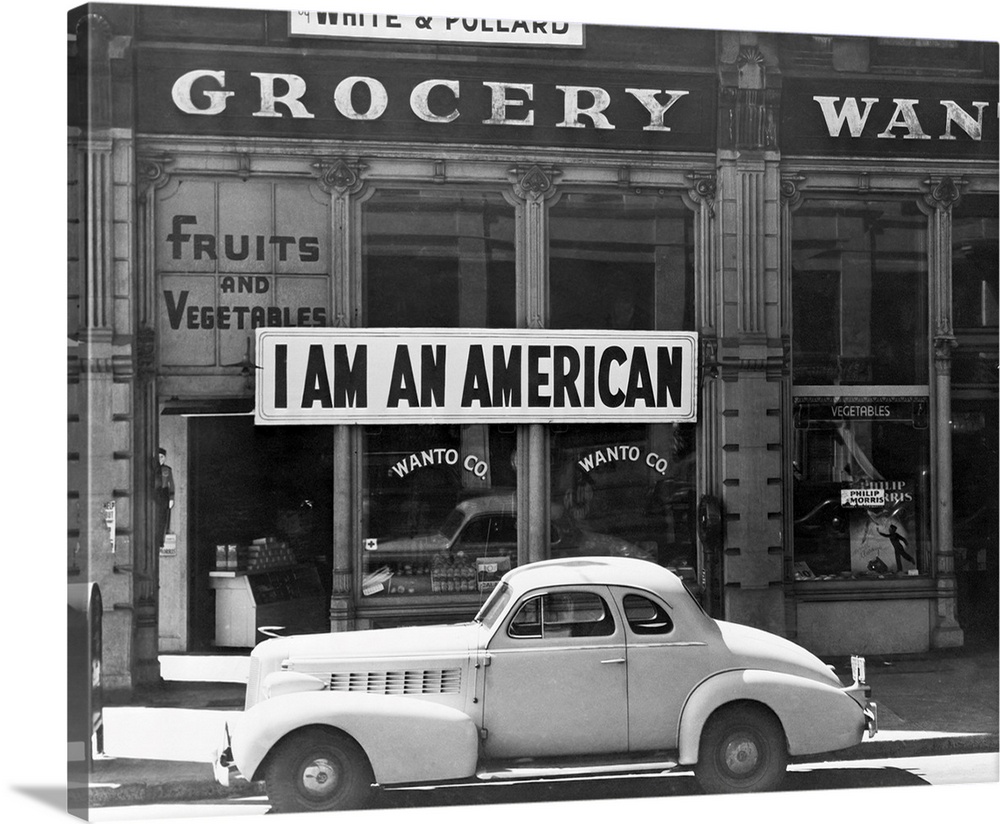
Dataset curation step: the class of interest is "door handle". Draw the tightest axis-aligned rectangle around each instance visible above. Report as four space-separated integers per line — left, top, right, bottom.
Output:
600 658 626 665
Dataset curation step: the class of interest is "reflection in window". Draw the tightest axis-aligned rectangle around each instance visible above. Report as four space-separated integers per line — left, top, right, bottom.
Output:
623 594 674 635
363 189 515 328
791 199 928 386
361 425 517 598
549 424 697 579
549 192 694 331
951 195 999 388
509 592 614 638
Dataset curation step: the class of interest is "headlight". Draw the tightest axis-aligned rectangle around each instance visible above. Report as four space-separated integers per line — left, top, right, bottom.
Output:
262 670 328 699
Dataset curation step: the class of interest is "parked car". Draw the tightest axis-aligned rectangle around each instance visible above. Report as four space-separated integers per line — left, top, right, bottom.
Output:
215 556 876 811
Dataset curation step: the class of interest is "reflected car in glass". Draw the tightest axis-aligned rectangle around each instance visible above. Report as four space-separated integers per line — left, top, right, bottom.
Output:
215 556 876 812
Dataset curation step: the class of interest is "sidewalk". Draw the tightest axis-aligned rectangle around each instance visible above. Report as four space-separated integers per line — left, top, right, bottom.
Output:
79 644 999 808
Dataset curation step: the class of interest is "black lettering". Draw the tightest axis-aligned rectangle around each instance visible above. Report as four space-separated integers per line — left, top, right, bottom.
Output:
166 215 197 259
599 347 627 408
528 345 551 407
250 306 266 327
492 345 521 407
164 290 188 330
270 236 295 261
625 348 655 407
334 344 367 407
193 234 216 260
217 306 231 329
584 346 595 406
421 345 447 407
274 344 288 408
220 276 235 294
299 236 320 262
387 346 419 408
553 346 581 407
267 307 282 326
656 346 683 408
312 307 327 326
225 235 250 260
238 276 254 293
462 345 492 407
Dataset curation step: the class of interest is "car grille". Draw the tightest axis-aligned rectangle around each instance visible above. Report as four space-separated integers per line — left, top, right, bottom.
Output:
328 668 462 695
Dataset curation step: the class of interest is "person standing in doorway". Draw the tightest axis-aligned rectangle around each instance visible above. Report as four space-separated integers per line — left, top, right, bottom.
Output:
155 448 175 549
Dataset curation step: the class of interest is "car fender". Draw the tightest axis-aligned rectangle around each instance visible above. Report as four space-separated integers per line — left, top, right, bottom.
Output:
231 691 480 786
676 669 866 765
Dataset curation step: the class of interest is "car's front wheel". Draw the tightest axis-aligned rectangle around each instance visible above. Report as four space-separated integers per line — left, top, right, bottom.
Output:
264 727 374 812
695 704 788 794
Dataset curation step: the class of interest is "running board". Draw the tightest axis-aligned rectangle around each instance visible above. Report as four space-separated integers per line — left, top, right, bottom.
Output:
476 758 679 782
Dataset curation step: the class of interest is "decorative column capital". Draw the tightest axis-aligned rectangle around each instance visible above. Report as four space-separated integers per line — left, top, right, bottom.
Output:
507 163 562 203
137 154 175 196
684 172 717 216
921 175 965 212
780 173 807 209
312 157 368 196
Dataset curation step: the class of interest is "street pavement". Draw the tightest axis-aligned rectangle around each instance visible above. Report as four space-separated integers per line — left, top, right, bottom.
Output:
75 642 999 810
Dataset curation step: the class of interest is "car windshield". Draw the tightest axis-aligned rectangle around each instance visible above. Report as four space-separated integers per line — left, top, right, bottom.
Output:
439 508 466 541
474 582 512 629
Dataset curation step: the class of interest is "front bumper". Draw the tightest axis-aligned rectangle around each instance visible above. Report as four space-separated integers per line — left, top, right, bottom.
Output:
213 723 242 787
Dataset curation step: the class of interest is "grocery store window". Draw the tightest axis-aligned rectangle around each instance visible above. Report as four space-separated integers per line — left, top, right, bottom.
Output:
791 197 931 579
546 190 697 580
363 188 515 327
360 189 518 599
549 423 697 577
360 424 518 598
548 191 694 331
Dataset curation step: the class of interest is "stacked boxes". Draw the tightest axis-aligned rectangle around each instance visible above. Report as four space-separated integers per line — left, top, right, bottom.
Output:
214 537 296 571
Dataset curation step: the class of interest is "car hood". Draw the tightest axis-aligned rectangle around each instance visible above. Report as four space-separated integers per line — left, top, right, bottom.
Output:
715 620 844 688
255 621 481 668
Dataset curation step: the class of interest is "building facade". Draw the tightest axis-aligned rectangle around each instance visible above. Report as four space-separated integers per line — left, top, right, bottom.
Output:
68 4 998 694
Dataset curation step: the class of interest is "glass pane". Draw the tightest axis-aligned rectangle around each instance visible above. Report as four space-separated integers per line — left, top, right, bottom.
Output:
953 195 999 330
361 424 517 598
549 192 694 331
792 418 931 578
363 189 515 328
542 592 614 637
791 199 928 385
549 423 697 579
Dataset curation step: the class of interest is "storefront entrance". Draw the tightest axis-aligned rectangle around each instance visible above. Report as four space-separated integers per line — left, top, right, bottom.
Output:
187 416 334 650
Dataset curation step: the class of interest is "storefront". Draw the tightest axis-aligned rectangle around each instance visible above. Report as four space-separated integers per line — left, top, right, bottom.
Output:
67 5 997 692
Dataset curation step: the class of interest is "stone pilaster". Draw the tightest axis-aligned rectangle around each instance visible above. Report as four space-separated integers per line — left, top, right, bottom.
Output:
506 164 562 563
714 35 787 635
922 176 965 649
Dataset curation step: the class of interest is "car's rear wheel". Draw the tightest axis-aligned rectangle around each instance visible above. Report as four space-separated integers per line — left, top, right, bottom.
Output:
264 727 374 812
695 704 788 794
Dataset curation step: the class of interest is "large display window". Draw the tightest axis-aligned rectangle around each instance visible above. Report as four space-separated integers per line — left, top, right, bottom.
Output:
549 423 697 572
360 188 518 598
791 197 931 579
547 191 698 577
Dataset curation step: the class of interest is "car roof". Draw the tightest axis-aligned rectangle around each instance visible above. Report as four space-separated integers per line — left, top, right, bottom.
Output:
502 556 689 597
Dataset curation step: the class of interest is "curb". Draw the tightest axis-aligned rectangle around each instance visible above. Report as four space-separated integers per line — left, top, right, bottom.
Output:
793 732 1000 764
85 734 1000 807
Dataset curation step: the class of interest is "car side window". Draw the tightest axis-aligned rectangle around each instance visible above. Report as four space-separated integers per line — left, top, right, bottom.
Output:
622 593 674 635
508 591 615 639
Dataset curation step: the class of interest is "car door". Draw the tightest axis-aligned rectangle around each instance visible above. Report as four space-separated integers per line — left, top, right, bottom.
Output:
481 586 628 759
613 587 718 752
